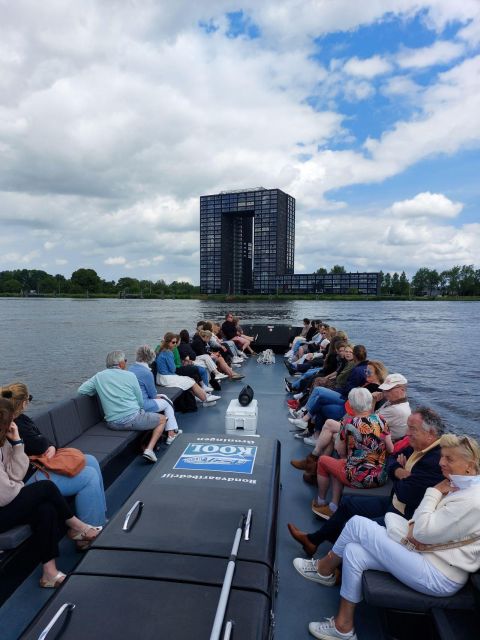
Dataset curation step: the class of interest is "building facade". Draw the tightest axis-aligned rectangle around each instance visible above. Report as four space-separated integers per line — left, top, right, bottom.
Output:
200 187 380 295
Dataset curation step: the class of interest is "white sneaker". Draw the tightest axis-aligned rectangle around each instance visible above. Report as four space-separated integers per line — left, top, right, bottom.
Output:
288 417 308 429
215 373 229 380
289 407 306 418
232 363 242 368
308 618 357 640
166 432 180 445
293 558 336 587
232 357 243 364
202 385 214 393
294 429 311 439
142 449 157 463
304 436 318 446
293 392 304 400
205 394 221 402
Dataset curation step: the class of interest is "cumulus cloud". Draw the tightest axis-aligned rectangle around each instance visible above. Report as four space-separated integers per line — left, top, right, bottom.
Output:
104 257 127 265
387 192 463 219
343 55 392 78
397 40 465 69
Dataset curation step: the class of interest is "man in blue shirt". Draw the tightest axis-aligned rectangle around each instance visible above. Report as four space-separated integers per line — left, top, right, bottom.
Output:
78 350 165 463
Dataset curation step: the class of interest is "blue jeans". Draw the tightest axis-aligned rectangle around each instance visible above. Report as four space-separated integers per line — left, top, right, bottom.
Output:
292 367 321 391
196 365 209 386
26 454 107 526
306 387 344 414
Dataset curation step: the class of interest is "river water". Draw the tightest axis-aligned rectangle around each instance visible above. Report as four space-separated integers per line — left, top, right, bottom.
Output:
1 297 478 436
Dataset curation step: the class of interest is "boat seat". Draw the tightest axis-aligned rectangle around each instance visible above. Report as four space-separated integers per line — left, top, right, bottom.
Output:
343 480 393 497
0 393 147 554
154 386 183 402
362 569 476 612
0 525 32 552
49 398 84 447
71 431 139 466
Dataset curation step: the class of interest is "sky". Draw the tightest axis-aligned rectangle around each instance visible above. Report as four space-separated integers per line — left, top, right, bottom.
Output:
1 0 479 284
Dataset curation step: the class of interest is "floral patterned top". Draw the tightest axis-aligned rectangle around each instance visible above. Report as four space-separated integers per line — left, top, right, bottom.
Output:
339 414 390 488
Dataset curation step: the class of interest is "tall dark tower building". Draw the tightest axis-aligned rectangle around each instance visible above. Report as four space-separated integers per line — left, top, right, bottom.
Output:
200 187 295 294
200 187 380 295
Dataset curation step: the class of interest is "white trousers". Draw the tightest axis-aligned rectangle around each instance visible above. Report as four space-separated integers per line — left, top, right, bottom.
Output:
193 354 217 373
332 516 463 603
153 397 179 431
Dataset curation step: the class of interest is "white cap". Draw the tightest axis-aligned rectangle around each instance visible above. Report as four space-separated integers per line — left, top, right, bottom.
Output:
378 373 408 390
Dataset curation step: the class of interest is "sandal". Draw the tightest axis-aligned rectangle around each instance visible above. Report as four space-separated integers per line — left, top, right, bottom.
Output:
40 571 66 589
68 525 102 542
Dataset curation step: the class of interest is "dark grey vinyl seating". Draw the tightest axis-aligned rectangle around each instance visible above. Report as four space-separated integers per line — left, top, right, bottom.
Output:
0 387 181 553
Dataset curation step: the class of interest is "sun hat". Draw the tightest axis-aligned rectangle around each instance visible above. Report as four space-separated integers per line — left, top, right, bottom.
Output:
379 373 408 390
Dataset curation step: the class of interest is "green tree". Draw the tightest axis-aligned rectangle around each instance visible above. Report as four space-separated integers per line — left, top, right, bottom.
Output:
330 265 346 274
458 265 476 296
315 267 328 275
426 269 439 296
444 266 461 295
153 279 168 295
411 268 430 295
2 278 22 293
71 268 101 293
399 271 410 296
391 272 401 295
382 273 392 295
117 277 140 294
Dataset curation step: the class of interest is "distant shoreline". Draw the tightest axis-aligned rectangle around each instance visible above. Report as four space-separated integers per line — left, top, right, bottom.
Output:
1 293 479 302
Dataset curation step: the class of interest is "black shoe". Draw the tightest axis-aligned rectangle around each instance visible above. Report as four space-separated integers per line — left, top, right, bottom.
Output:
284 378 293 393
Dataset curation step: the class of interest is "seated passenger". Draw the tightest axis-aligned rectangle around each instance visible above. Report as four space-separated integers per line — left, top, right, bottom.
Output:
78 350 166 463
233 317 257 355
372 373 411 442
156 333 220 405
293 433 480 640
0 398 101 588
129 345 182 446
192 330 244 380
178 329 227 382
311 388 393 520
170 333 212 391
291 360 389 472
221 312 256 355
287 408 445 557
1 383 106 527
288 345 369 431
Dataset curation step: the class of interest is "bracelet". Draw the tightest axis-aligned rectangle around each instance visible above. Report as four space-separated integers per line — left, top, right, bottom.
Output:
10 439 24 446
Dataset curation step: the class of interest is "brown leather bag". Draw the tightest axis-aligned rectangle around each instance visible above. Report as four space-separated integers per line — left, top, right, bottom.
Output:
30 447 86 477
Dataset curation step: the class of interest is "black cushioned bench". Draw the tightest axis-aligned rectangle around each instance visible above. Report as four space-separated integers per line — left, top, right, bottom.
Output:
362 569 479 640
343 479 393 497
0 387 182 556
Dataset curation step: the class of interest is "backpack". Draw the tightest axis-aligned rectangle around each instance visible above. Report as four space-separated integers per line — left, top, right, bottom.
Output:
174 389 198 413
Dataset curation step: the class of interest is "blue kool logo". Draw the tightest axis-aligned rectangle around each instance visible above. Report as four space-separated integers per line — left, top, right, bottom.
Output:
174 443 257 475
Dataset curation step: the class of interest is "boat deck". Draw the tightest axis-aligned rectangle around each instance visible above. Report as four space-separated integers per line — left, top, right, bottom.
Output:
0 356 383 639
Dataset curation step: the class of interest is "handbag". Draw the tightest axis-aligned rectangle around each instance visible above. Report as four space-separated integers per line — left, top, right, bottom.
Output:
30 447 86 478
238 384 254 406
385 511 480 552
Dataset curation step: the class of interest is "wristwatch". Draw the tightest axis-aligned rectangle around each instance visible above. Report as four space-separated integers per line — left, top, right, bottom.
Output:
10 439 24 446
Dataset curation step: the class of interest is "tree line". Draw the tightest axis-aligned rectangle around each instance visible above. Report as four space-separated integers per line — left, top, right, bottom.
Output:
0 268 199 296
1 265 479 297
316 264 480 296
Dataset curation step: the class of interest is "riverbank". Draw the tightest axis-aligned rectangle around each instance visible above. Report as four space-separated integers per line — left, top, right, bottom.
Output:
2 293 480 301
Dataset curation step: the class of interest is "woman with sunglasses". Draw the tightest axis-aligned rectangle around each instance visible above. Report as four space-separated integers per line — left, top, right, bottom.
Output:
293 433 480 640
0 397 101 588
155 332 220 405
1 382 107 531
